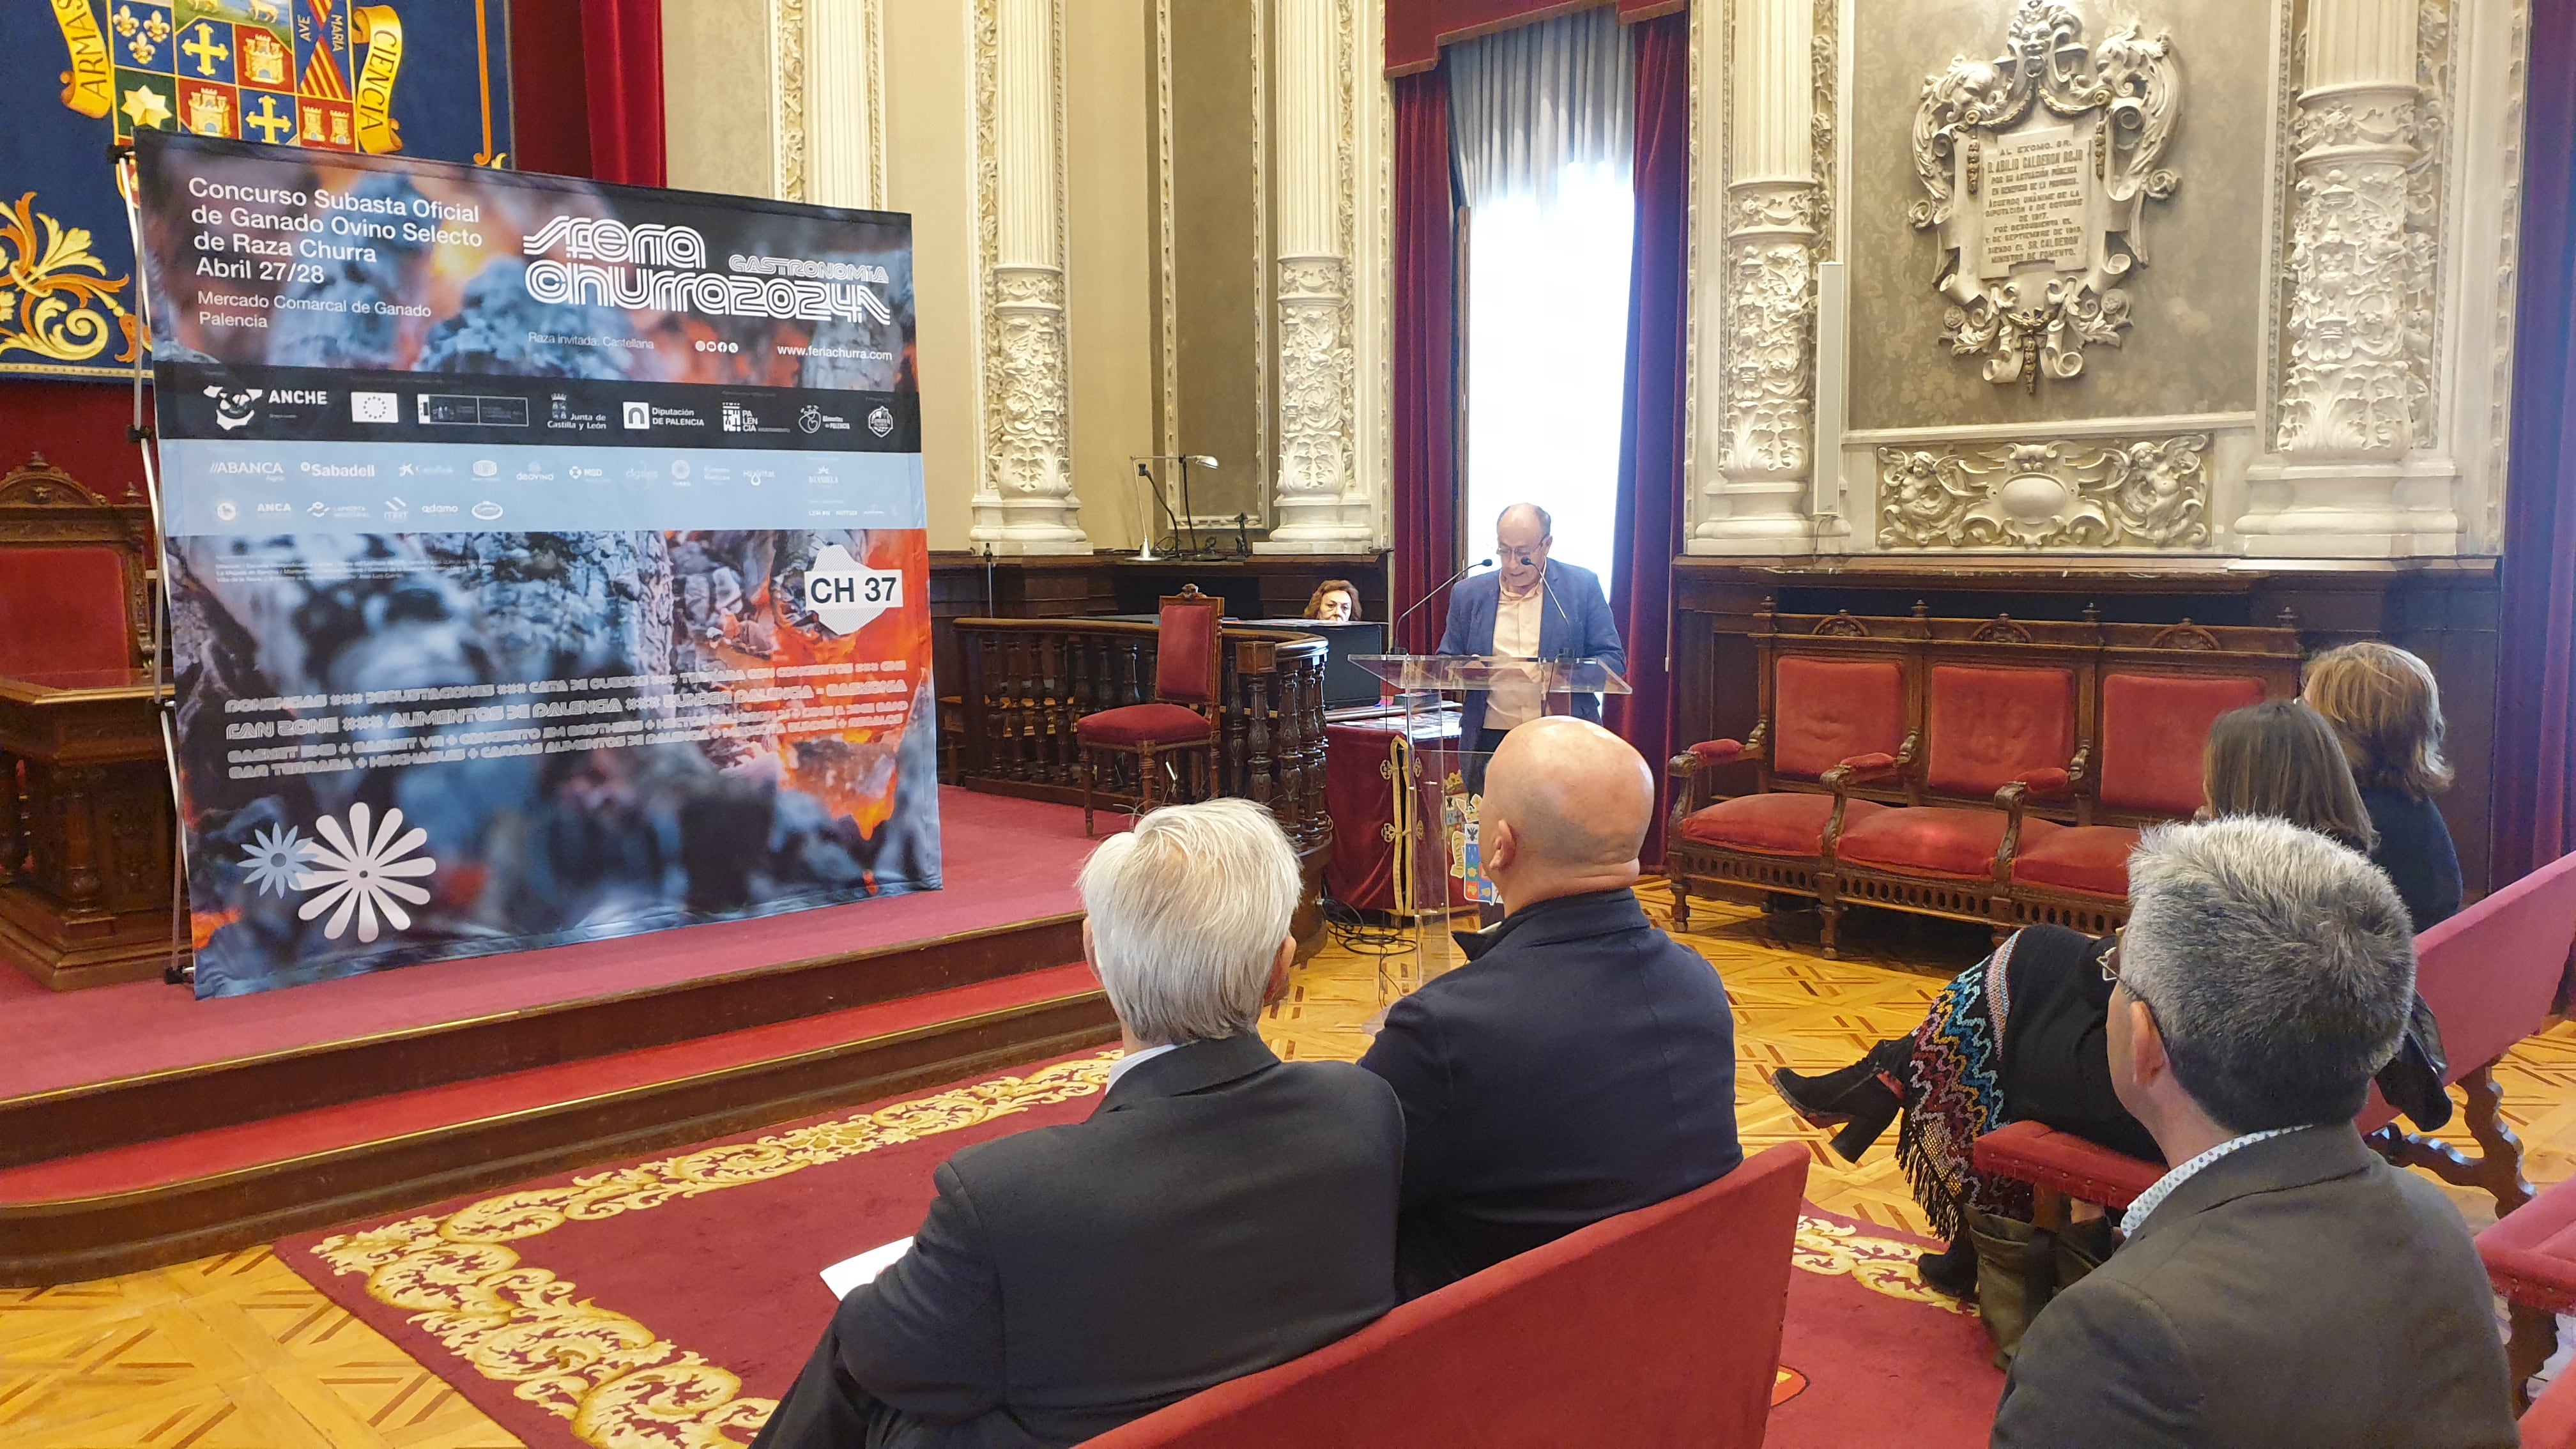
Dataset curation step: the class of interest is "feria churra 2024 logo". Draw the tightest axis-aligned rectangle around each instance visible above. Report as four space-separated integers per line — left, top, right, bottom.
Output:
518 215 896 326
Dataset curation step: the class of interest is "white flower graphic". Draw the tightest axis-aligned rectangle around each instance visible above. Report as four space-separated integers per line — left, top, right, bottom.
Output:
293 802 436 944
240 824 315 898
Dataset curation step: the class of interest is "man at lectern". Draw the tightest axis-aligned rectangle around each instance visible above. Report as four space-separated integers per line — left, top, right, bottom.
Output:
1436 503 1625 754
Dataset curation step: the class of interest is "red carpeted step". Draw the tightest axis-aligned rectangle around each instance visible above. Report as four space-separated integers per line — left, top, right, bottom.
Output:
0 962 1098 1204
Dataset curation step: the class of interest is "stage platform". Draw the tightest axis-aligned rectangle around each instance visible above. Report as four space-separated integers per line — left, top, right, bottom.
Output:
0 789 1123 1285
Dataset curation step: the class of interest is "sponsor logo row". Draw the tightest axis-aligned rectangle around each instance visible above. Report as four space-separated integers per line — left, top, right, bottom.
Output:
204 385 895 439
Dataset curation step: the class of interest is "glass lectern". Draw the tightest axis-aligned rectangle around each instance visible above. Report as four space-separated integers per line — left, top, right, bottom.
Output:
1349 654 1631 989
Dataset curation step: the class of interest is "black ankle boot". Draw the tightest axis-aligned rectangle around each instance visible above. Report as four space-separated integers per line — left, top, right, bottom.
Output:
1919 1232 1977 1298
1772 1038 1908 1162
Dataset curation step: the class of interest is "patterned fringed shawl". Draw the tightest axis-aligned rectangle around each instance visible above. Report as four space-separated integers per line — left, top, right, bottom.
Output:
1896 932 2033 1241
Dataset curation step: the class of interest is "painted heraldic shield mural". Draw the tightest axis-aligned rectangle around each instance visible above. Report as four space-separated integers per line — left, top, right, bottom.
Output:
6 0 512 381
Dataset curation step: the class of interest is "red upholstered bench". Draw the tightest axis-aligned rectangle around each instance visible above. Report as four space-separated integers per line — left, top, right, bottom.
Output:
1084 1144 1811 1448
2480 1172 2576 1410
2522 1369 2576 1446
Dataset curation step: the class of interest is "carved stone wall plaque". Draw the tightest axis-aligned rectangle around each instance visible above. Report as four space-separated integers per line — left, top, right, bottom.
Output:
1909 0 2181 392
1876 434 2212 549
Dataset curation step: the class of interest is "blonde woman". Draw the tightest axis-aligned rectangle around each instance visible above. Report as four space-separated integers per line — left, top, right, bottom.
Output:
2304 641 2462 930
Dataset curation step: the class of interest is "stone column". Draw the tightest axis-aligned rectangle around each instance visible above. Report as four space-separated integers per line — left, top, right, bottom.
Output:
970 0 1087 553
2238 0 2451 555
1259 0 1374 554
1695 0 1820 551
806 0 885 210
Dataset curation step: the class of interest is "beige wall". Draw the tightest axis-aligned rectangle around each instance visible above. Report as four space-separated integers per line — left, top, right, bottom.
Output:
659 0 774 199
661 1 1159 553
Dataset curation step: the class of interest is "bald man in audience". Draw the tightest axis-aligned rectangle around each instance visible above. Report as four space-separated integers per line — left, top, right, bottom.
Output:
1358 717 1742 1298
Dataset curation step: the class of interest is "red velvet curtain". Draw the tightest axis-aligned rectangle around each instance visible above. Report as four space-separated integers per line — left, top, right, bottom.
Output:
581 0 666 188
1386 0 1685 75
508 0 595 178
1604 10 1689 866
1391 72 1460 654
2494 0 2576 885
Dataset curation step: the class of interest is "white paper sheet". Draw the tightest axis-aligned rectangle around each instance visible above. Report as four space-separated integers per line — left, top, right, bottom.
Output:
821 1237 914 1298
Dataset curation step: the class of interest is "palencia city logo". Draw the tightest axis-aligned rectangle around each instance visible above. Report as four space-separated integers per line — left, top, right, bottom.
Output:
802 543 903 636
204 385 263 430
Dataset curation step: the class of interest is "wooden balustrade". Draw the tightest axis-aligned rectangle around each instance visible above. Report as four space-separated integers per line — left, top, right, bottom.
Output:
954 618 1333 854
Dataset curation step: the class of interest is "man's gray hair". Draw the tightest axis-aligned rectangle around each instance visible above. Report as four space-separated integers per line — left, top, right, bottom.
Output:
2119 816 2417 1133
1077 799 1301 1046
1499 502 1552 536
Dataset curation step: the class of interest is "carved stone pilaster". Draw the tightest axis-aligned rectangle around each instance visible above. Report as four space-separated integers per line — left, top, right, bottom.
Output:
1695 0 1820 551
970 0 1086 554
806 0 887 210
1260 0 1374 553
2239 0 2460 556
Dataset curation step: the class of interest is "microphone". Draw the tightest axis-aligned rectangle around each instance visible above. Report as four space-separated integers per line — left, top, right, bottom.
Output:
1392 556 1493 647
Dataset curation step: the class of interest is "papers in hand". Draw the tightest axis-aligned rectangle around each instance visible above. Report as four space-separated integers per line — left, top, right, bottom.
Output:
821 1237 914 1298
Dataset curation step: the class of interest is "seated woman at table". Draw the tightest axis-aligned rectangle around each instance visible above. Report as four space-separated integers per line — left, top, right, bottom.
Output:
1769 700 2439 1293
2304 641 2463 931
1303 579 1360 622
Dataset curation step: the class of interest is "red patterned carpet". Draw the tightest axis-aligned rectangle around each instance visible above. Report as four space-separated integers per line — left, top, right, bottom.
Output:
279 1055 2000 1448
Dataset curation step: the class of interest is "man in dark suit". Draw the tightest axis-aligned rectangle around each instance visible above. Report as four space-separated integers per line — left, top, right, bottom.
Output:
1436 503 1626 753
755 800 1404 1449
1992 816 2516 1448
1359 717 1740 1300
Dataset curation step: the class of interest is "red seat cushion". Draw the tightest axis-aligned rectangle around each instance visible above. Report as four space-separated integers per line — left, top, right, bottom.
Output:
1678 793 1885 857
2010 825 2141 898
1077 703 1213 747
1923 664 2075 797
0 546 131 677
1837 806 2060 879
2478 1173 2576 1313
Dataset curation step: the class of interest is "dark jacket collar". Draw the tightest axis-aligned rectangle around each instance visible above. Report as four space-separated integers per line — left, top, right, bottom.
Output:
1453 887 1650 961
1098 1031 1279 1112
2125 1124 2379 1245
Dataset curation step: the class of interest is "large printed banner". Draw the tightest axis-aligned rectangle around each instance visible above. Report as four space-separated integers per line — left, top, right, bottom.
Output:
136 131 936 997
6 0 509 381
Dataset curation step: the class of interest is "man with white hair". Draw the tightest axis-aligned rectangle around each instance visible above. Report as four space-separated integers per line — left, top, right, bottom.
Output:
755 800 1403 1449
1992 816 2514 1448
1360 717 1740 1298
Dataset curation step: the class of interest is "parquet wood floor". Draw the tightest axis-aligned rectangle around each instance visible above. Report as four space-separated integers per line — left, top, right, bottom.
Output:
6 882 2570 1446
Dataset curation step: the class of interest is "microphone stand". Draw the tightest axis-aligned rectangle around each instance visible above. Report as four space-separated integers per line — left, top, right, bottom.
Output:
1392 556 1494 649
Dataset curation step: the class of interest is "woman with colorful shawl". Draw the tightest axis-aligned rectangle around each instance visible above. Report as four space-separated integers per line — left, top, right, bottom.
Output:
1772 700 2401 1293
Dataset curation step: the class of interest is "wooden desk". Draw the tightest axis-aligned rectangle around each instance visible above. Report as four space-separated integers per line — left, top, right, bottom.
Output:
0 670 180 990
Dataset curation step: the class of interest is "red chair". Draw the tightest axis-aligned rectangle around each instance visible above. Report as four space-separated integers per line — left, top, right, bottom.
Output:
0 456 151 678
1825 658 2082 953
1667 641 1915 940
2480 1169 2576 1409
2003 670 2270 933
1085 1145 1811 1448
1077 586 1224 836
2520 1368 2576 1443
1977 848 2576 1242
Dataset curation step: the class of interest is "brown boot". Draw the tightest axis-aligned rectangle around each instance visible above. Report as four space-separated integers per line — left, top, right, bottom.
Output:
1968 1211 2057 1370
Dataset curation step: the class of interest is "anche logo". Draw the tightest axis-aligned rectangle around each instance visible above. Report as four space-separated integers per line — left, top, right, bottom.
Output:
802 543 904 636
204 385 264 430
238 805 438 944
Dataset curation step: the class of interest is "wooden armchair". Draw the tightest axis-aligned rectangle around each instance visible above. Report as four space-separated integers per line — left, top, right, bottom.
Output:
1074 585 1225 836
0 455 153 677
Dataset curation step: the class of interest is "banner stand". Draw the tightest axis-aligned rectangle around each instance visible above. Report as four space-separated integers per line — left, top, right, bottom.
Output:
114 142 192 990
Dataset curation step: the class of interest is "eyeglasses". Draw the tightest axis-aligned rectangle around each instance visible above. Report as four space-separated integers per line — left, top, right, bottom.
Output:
2099 931 2124 986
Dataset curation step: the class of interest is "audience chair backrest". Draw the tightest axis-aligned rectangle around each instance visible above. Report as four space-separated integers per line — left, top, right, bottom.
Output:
1922 662 2078 798
2360 850 2576 1132
1088 1145 1811 1449
1153 586 1225 708
1771 653 1908 782
2093 671 2269 818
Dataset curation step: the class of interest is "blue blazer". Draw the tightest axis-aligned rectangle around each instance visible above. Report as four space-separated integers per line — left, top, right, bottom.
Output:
1435 559 1626 741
